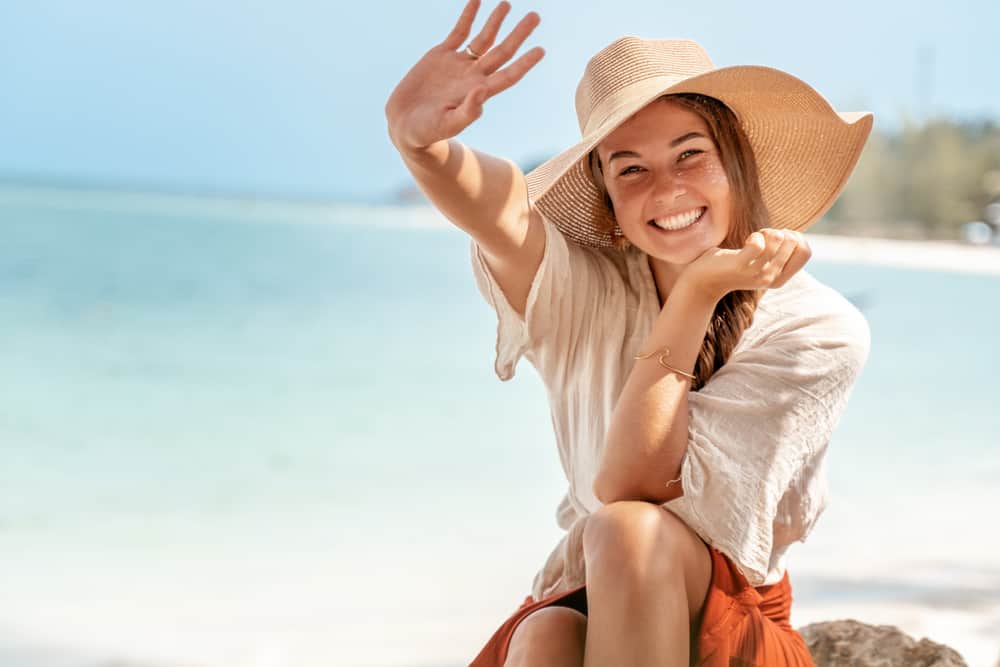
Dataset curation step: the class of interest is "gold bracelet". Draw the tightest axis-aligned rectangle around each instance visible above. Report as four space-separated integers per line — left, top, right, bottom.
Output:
633 345 697 381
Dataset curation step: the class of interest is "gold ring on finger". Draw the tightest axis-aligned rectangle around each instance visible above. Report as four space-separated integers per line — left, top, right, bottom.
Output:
464 45 482 59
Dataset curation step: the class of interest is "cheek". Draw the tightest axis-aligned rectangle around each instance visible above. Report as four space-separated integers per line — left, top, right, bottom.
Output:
605 186 632 216
686 161 732 236
692 159 730 193
692 163 733 227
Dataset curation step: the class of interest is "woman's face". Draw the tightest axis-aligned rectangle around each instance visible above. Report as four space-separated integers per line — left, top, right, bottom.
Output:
597 98 732 266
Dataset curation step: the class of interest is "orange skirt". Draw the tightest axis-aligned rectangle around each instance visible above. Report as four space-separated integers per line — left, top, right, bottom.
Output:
469 544 814 666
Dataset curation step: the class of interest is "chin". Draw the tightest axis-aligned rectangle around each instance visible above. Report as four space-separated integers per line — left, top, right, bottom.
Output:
642 238 715 265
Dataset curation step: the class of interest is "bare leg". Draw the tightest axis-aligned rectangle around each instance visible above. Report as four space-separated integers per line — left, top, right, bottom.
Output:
504 606 587 667
580 501 712 667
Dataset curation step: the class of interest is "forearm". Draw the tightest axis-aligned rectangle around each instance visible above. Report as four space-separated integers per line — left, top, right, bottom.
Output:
593 279 719 505
392 137 529 239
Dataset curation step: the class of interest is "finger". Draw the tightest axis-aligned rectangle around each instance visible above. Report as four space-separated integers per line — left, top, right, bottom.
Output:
758 228 788 269
467 1 511 56
771 231 812 287
442 0 481 50
767 230 797 273
483 47 545 98
738 230 768 264
445 85 489 132
478 11 541 74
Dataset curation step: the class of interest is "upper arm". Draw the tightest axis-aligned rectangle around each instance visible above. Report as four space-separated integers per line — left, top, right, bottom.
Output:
468 200 622 383
468 202 546 319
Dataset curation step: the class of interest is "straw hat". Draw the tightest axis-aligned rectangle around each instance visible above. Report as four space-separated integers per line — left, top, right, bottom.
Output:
524 36 874 249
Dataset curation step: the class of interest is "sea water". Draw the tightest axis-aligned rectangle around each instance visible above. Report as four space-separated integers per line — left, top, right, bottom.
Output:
1 196 997 667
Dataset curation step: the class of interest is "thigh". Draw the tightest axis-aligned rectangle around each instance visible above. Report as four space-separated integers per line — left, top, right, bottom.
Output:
667 508 714 621
505 606 587 666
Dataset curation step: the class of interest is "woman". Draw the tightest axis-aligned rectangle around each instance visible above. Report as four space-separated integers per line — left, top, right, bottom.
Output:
385 2 873 665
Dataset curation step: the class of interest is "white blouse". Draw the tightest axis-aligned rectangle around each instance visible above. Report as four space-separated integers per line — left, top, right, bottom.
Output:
469 208 871 601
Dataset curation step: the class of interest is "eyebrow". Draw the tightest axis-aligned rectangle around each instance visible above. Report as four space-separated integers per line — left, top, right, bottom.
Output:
606 131 707 165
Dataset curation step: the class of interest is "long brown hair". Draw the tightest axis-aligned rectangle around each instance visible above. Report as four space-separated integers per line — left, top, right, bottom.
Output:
586 93 769 390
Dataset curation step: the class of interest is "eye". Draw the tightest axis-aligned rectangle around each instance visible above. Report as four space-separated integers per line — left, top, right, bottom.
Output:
619 165 643 176
679 149 703 161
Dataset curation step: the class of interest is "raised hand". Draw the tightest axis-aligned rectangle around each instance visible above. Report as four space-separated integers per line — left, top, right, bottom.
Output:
679 228 812 302
384 0 544 153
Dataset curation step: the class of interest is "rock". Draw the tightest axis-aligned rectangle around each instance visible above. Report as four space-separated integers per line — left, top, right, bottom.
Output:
797 619 968 666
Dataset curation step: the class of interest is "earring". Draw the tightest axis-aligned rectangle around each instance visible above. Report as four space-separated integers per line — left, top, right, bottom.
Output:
612 224 631 251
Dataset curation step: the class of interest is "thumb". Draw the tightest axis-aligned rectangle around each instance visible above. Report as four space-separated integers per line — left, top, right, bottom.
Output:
457 85 488 121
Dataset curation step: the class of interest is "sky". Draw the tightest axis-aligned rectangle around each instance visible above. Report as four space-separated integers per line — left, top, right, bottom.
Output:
0 0 997 202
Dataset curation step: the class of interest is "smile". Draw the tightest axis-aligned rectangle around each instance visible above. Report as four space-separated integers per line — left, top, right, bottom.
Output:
648 207 707 232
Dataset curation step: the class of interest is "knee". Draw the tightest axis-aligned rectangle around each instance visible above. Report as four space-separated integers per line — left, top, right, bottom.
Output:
582 501 688 572
504 606 587 667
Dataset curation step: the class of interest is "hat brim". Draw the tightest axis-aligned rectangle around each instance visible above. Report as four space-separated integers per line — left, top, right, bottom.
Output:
525 65 874 248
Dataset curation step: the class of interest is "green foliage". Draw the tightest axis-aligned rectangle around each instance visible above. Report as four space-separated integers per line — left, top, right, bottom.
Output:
830 118 1000 239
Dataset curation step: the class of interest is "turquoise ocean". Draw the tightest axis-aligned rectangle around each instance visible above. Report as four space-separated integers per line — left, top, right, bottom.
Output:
1 195 998 667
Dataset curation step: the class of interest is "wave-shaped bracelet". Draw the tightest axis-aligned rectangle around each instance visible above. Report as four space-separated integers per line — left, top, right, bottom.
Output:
633 345 697 381
665 475 682 490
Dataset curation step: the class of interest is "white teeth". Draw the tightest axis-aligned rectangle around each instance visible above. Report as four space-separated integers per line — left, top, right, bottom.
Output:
651 207 704 231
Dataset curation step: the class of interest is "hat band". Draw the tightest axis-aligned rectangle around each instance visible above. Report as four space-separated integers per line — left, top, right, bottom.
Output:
581 74 691 136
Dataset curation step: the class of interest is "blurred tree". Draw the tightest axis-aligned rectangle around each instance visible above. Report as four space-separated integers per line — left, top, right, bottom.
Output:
831 118 1000 239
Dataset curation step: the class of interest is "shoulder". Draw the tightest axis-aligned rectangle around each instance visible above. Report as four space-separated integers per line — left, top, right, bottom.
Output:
535 207 633 292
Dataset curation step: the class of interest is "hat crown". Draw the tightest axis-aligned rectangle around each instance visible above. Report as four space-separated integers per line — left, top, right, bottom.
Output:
575 37 715 135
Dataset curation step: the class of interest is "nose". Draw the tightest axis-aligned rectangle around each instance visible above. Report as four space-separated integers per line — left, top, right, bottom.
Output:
652 167 687 204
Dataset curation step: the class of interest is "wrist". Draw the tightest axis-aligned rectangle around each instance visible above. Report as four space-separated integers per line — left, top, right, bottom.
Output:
395 138 450 169
672 274 724 308
388 126 444 158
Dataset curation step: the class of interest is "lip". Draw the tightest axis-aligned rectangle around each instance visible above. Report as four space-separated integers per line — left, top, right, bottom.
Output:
648 207 707 233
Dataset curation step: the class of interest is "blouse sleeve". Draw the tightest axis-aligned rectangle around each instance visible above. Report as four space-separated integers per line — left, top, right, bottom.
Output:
468 208 611 383
669 301 872 585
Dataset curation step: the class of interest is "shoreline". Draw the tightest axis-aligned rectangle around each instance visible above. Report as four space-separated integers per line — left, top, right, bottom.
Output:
2 184 999 277
804 232 1000 276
